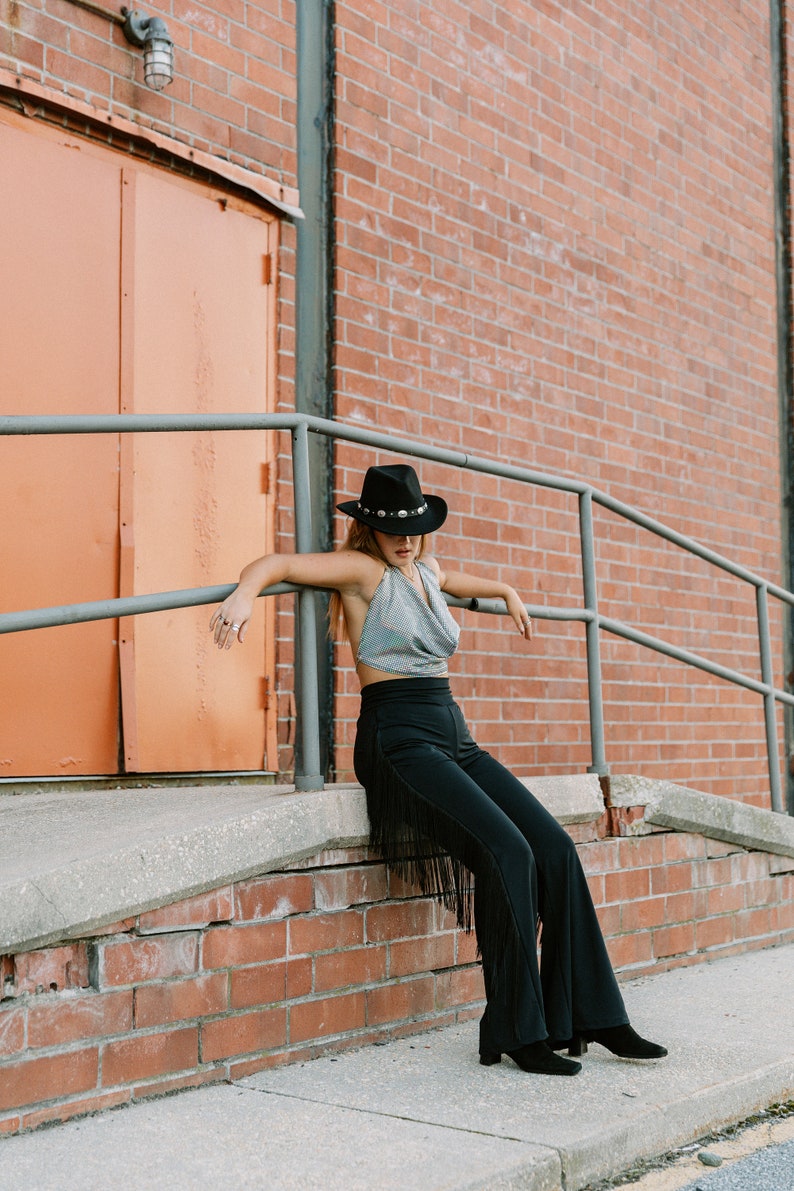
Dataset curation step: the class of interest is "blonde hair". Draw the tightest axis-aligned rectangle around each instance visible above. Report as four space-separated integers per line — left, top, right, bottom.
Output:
328 520 426 642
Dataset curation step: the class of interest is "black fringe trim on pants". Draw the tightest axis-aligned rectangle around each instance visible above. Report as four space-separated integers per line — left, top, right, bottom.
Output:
358 708 528 1039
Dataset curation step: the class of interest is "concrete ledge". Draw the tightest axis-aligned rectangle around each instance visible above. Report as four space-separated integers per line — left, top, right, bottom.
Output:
609 776 794 858
7 771 793 960
519 773 605 824
0 784 371 956
0 774 604 956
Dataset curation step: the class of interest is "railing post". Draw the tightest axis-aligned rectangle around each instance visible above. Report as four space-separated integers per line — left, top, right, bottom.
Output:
291 422 324 791
756 583 784 812
579 490 609 776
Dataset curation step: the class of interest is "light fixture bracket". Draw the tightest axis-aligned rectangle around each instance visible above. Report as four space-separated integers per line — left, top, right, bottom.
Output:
121 7 167 47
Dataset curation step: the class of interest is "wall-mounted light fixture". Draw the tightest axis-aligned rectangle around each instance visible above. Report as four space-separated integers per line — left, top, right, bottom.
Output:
121 7 174 91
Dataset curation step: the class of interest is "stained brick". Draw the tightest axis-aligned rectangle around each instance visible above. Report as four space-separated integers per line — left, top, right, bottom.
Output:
21 1090 131 1132
0 1049 99 1113
705 885 745 917
434 966 484 1010
734 907 773 939
453 928 479 967
201 1007 286 1061
289 992 366 1044
101 1029 198 1087
365 900 436 943
666 890 708 924
234 874 314 922
0 1006 26 1058
288 910 365 955
620 897 668 932
134 974 228 1028
14 945 90 996
389 934 456 978
652 923 696 960
314 866 389 911
651 862 695 896
202 922 287 970
133 1069 220 1100
137 889 234 934
604 867 651 904
98 935 199 988
314 945 387 992
695 915 736 952
230 962 287 1010
366 977 435 1026
28 991 133 1048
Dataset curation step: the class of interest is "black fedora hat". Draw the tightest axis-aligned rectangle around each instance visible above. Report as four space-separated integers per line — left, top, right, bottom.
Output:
337 464 447 535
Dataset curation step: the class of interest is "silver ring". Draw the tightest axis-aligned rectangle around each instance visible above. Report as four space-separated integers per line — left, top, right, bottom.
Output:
232 624 240 632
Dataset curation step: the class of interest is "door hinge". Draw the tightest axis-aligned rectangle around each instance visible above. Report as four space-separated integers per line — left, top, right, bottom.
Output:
262 253 273 285
261 461 273 494
261 675 271 711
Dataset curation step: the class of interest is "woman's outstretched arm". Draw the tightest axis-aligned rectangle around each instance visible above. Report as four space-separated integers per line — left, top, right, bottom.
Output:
433 561 534 640
210 549 371 649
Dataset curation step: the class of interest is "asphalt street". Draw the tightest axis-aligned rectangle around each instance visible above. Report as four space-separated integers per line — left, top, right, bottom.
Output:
601 1107 794 1191
677 1138 794 1191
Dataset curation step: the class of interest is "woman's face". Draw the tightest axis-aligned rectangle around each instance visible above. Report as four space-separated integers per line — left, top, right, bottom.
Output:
373 530 422 571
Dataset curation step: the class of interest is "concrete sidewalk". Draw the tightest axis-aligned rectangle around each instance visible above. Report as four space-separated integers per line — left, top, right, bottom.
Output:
1 944 792 1191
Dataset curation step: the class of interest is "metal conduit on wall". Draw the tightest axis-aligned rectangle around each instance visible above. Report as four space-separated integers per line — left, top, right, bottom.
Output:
294 0 335 784
770 0 794 813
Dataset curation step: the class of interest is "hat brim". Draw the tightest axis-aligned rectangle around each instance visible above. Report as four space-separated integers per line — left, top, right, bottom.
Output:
336 493 448 535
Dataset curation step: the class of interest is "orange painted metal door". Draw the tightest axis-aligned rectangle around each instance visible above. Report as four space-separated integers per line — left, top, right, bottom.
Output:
119 169 277 773
0 111 278 777
0 112 122 777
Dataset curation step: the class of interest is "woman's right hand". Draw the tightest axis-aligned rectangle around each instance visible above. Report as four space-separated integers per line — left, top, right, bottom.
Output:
209 590 255 649
208 546 367 651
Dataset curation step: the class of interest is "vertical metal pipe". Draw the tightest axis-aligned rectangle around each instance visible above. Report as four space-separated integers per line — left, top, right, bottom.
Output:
579 490 609 775
291 422 324 790
295 0 335 777
769 0 794 815
756 582 784 812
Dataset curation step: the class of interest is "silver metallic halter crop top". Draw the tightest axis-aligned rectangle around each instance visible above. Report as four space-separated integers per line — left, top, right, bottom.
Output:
356 560 461 677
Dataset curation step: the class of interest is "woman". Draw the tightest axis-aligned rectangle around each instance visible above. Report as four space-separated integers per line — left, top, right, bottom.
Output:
211 463 667 1077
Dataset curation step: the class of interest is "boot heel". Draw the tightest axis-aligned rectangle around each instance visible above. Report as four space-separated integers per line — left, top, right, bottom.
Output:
479 1051 501 1066
568 1036 588 1058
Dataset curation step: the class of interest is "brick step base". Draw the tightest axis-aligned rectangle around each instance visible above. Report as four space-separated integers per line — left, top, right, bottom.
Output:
1 822 793 1135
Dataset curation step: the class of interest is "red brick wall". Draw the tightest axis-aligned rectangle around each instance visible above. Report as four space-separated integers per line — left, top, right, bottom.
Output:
2 824 793 1135
2 0 791 799
330 0 788 804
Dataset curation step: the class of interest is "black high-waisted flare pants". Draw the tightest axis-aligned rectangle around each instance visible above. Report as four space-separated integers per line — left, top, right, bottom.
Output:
354 677 628 1054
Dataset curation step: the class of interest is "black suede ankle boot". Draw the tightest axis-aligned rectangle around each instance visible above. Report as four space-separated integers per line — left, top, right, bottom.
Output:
549 1024 667 1059
585 1024 667 1058
480 1040 582 1076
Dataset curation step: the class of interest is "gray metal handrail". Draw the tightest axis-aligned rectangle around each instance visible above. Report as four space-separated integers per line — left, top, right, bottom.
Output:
1 411 792 810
